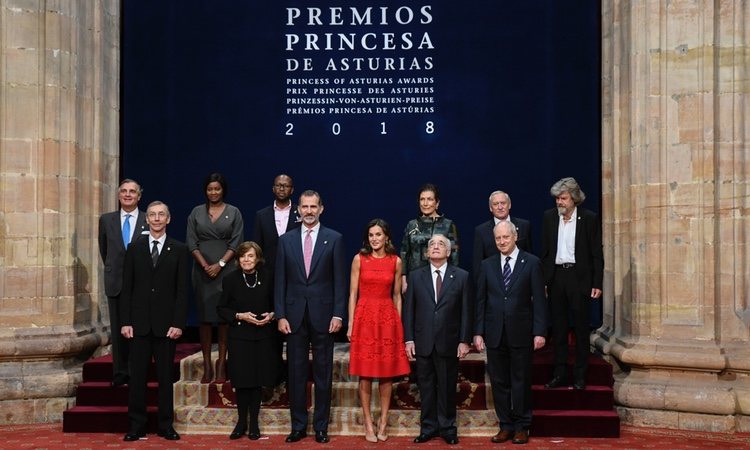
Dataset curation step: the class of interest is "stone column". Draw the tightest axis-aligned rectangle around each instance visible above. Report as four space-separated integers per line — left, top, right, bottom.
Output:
0 0 120 423
596 0 750 432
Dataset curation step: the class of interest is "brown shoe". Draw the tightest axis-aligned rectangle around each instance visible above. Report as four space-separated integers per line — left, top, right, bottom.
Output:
512 430 529 444
491 430 512 443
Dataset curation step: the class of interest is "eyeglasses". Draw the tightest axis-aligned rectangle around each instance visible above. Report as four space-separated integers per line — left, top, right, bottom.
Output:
274 184 292 189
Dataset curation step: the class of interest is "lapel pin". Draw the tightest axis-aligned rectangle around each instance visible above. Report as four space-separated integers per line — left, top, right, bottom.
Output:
167 247 171 251
324 240 328 244
521 259 525 263
449 274 454 279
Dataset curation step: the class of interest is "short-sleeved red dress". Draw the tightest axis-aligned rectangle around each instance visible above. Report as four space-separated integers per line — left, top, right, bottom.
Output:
348 254 411 378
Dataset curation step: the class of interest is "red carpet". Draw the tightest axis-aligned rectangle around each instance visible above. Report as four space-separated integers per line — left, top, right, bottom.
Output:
4 423 750 449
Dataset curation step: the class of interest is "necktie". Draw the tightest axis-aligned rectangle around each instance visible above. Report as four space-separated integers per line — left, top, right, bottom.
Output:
151 240 159 267
303 229 313 277
122 214 131 246
502 256 512 290
435 269 442 302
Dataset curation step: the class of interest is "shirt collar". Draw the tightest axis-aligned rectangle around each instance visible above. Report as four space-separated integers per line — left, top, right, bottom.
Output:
430 261 448 274
274 201 292 211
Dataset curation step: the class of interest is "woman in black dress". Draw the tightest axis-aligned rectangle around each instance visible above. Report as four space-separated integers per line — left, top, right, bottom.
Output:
217 241 280 440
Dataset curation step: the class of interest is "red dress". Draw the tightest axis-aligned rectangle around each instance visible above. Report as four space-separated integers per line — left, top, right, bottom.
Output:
349 254 411 378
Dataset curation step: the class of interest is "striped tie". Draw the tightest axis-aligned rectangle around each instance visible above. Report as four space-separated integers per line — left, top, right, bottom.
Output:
502 256 511 290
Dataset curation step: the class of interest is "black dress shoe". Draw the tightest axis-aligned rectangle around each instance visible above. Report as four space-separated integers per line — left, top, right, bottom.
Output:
248 431 261 440
111 375 129 387
544 376 568 389
285 430 307 442
157 427 180 440
413 433 437 443
123 431 145 441
229 424 246 440
443 435 459 445
573 380 586 390
315 430 330 443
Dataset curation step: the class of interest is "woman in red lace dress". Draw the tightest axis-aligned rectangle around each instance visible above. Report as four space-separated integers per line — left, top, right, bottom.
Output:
347 218 411 443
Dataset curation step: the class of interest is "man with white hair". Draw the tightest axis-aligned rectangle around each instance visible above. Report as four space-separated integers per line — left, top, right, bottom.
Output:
403 234 473 445
472 190 533 281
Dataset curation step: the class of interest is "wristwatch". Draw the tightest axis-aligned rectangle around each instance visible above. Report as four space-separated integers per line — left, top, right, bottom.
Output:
218 259 226 268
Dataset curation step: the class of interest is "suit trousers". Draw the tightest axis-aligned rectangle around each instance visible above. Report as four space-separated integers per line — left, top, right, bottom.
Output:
549 266 591 381
415 351 459 437
486 331 533 431
128 333 176 433
106 295 129 380
286 306 334 433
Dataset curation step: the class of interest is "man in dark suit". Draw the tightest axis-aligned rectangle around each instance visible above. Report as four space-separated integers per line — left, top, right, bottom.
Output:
472 190 533 281
474 221 548 445
541 177 603 390
253 173 301 272
274 190 347 444
120 201 188 442
97 179 148 386
403 234 473 445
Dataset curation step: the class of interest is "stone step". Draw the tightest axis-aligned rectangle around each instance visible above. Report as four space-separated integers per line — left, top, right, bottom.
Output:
74 381 159 406
63 406 158 433
174 405 620 437
179 343 614 386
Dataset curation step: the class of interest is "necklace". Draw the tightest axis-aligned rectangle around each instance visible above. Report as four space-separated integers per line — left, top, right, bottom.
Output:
242 271 260 288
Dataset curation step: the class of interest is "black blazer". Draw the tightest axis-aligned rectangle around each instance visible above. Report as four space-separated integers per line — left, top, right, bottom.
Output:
472 217 532 280
474 251 548 348
540 207 603 293
98 210 148 297
120 236 189 336
402 264 473 357
252 204 300 271
217 268 276 341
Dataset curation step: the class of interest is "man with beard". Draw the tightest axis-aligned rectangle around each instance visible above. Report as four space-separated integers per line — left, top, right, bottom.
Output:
275 190 347 444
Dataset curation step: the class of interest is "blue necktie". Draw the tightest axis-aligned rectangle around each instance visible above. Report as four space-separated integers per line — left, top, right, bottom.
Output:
502 256 511 290
122 214 131 247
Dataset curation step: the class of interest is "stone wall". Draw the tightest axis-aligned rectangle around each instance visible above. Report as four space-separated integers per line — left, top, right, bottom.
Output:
0 0 120 423
596 0 750 433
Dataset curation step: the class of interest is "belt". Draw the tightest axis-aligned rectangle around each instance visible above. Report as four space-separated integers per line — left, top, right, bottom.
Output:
556 263 575 269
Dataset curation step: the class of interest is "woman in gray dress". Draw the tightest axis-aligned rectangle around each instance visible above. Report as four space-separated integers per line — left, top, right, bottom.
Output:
187 173 244 383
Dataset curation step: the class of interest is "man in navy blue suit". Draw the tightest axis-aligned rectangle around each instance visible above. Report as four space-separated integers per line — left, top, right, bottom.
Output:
275 190 347 444
474 221 548 445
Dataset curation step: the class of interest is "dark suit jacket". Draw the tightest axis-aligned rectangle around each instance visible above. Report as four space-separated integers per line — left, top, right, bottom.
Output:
253 204 300 271
274 225 347 333
98 209 148 297
474 251 548 348
472 217 532 280
540 207 603 294
217 268 275 341
120 236 189 337
402 264 473 357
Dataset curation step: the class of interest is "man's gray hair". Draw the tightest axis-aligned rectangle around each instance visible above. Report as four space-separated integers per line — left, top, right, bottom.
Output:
550 177 586 205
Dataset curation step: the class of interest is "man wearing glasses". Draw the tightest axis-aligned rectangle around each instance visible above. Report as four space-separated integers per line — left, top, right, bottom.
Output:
253 174 301 272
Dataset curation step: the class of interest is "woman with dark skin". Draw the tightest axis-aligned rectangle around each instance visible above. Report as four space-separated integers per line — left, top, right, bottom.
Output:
187 173 244 383
217 241 280 440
